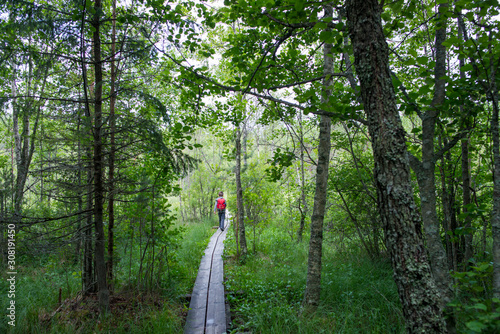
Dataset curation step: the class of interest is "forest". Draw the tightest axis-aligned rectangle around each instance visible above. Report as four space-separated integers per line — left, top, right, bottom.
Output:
0 0 500 333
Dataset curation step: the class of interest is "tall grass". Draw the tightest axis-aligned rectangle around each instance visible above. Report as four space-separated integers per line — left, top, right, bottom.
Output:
224 225 405 333
173 217 217 294
0 217 216 333
0 255 81 333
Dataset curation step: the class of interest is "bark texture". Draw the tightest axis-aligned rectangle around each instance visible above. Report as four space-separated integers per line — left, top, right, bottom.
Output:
302 3 333 309
491 89 500 300
346 0 446 332
92 0 109 312
419 4 454 313
235 125 247 257
84 154 94 294
406 4 454 317
297 111 307 242
107 0 117 290
440 147 458 272
458 15 473 267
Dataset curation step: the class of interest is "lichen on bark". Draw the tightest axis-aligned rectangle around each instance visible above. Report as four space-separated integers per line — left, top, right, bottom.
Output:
346 0 447 332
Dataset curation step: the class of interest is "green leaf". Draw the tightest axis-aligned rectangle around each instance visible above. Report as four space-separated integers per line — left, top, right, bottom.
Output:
390 0 403 13
461 63 473 72
315 21 327 30
445 36 459 47
472 303 488 311
416 56 428 65
404 58 416 66
294 0 305 11
411 127 421 134
466 320 487 332
319 30 334 43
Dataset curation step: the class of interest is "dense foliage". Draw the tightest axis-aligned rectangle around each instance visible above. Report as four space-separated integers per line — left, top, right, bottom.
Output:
1 0 500 333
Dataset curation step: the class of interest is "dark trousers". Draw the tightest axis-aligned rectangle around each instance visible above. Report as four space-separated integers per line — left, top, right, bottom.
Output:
218 210 225 229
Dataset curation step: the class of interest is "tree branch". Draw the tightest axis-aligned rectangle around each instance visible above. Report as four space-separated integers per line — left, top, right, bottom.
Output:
262 11 339 29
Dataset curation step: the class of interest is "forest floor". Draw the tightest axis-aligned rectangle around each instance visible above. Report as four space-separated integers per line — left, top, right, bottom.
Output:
0 218 216 334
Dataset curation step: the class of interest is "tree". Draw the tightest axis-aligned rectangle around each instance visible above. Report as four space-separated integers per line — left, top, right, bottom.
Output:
345 0 446 332
235 97 248 258
302 3 333 310
90 0 110 313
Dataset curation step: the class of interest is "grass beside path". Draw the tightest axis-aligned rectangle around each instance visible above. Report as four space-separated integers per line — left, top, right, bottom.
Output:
223 226 404 334
0 217 216 334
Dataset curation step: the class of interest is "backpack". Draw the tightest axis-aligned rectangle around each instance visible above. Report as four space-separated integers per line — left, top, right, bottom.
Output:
216 198 226 211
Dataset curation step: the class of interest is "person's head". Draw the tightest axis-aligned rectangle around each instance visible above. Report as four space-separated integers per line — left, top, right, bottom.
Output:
219 191 223 197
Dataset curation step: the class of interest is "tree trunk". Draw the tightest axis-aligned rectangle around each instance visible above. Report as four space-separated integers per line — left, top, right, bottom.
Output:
490 87 500 300
235 124 247 257
458 17 473 268
80 0 94 295
404 4 455 329
107 0 117 291
76 119 83 260
302 3 333 310
234 213 240 258
92 0 109 313
456 15 500 296
419 1 455 313
439 146 458 272
297 111 307 242
11 52 28 222
84 147 94 294
11 61 21 220
346 0 446 332
12 16 46 224
461 130 473 267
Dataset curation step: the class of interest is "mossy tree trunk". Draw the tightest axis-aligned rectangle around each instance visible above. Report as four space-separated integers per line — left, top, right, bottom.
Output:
346 0 446 332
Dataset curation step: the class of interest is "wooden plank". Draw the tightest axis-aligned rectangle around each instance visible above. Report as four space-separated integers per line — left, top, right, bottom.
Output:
205 301 226 334
184 213 230 334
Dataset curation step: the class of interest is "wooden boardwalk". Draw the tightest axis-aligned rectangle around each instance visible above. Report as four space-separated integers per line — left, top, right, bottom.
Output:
184 215 230 334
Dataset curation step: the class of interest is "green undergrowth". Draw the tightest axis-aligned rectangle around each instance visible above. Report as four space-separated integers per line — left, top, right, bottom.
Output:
223 226 405 333
174 217 217 294
449 260 500 333
0 217 216 333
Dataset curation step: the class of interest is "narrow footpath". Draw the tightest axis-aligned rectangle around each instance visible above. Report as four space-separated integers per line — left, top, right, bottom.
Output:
184 214 230 334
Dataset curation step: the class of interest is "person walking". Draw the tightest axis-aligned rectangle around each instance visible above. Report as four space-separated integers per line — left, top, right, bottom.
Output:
214 191 226 231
